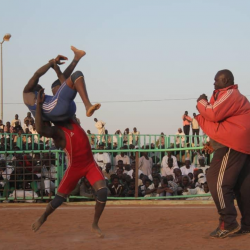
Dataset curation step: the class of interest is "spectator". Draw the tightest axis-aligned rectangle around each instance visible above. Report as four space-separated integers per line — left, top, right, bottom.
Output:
0 120 5 133
79 177 95 198
29 119 35 127
197 156 209 174
180 175 192 192
0 159 14 196
108 177 124 197
41 153 56 195
104 129 112 145
113 130 122 148
94 143 111 170
14 130 26 149
116 160 125 171
94 118 105 143
157 178 174 197
124 164 131 174
11 114 22 127
124 179 136 197
0 138 6 151
4 121 11 133
161 151 179 169
182 111 192 143
145 176 160 197
132 127 140 146
116 169 124 183
127 161 143 179
161 158 179 178
156 132 165 148
87 130 96 148
14 121 22 131
148 165 161 181
24 112 34 125
180 158 195 175
102 163 115 180
139 152 153 176
191 113 200 145
139 178 151 197
123 128 132 145
22 119 31 133
183 174 211 200
175 128 185 147
115 148 130 165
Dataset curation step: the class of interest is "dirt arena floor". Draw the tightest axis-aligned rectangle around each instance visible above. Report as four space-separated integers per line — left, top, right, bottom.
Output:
0 203 249 250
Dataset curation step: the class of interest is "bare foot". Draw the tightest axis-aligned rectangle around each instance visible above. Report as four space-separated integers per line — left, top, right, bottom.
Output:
86 103 101 117
91 224 105 238
71 46 86 61
31 214 46 232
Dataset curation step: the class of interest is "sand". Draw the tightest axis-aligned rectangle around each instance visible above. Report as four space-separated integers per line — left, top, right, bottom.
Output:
0 204 249 250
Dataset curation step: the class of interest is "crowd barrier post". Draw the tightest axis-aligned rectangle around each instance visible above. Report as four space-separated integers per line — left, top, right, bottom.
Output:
135 151 139 198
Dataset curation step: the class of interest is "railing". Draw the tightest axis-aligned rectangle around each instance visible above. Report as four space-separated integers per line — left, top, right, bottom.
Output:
87 133 207 150
0 134 212 202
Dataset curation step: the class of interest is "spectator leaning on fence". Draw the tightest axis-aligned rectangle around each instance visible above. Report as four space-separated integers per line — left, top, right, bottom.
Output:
175 128 185 147
182 111 192 143
94 118 105 143
132 127 140 145
191 113 200 145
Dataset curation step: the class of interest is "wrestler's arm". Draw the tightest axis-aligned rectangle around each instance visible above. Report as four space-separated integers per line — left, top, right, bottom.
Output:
35 89 63 144
52 62 66 84
23 61 54 93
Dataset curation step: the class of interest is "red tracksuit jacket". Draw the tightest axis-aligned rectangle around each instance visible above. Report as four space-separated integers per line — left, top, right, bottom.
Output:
195 84 250 154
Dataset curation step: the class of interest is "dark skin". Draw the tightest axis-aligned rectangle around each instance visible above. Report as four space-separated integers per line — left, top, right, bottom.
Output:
197 70 234 102
23 55 67 94
157 180 173 194
184 160 191 169
32 89 106 237
145 178 159 195
167 158 174 169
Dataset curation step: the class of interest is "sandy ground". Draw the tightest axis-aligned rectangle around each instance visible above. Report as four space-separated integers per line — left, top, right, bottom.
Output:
0 204 249 250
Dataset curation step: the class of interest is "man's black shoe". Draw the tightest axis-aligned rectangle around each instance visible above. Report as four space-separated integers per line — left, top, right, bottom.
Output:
233 229 250 236
210 224 240 239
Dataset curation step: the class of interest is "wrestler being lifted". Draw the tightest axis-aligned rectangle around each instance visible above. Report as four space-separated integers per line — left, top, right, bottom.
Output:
23 46 101 122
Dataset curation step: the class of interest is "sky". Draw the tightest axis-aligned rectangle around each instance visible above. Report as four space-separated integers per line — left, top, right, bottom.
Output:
0 0 250 135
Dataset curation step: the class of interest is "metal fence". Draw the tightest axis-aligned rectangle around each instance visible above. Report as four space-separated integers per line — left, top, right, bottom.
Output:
0 133 212 202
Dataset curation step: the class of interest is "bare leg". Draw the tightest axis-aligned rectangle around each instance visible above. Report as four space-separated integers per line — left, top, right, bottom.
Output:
31 193 66 232
91 201 106 238
91 180 107 238
66 76 101 117
32 202 55 232
63 46 86 79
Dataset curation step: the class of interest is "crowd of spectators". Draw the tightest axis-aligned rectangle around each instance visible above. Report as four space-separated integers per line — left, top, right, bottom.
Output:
0 112 211 201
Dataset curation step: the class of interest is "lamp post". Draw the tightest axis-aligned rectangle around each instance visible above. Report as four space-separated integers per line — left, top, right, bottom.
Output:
0 33 11 121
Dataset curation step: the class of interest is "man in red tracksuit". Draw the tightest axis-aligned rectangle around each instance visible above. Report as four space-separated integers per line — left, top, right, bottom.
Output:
195 69 250 238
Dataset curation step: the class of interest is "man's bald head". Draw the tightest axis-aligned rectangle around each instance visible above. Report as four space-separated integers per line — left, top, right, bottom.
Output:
214 69 234 90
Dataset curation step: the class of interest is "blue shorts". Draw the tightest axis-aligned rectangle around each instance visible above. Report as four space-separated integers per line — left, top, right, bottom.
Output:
26 82 77 122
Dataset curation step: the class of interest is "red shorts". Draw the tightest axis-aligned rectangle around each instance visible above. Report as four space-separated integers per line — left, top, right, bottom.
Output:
57 161 104 195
